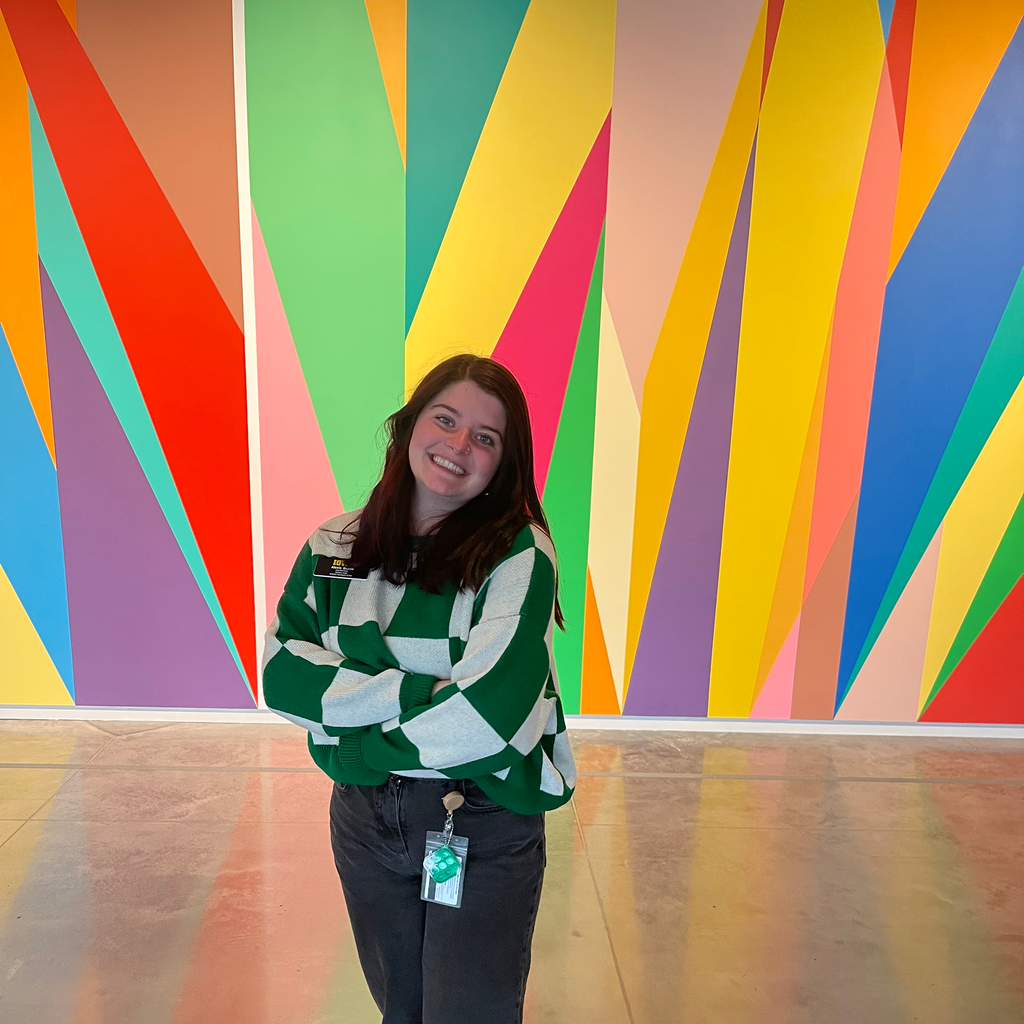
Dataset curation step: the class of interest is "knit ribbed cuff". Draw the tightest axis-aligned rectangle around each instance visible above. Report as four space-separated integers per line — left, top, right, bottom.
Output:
399 672 437 713
334 732 373 775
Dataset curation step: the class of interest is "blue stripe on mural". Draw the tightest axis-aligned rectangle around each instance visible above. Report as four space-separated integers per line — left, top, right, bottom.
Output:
0 325 74 698
855 266 1024 692
405 0 530 331
837 24 1024 708
28 96 247 683
877 0 895 42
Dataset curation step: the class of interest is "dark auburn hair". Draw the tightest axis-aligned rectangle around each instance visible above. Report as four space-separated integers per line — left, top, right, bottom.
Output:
346 354 563 627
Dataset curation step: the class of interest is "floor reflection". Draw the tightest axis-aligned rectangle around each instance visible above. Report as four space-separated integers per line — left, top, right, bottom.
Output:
0 722 1022 1022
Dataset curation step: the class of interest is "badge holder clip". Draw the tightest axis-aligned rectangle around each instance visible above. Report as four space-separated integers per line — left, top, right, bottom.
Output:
421 790 468 908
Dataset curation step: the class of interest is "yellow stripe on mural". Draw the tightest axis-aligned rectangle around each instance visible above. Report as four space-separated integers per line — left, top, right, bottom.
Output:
918 378 1024 711
0 564 73 705
0 13 54 460
622 6 766 695
889 0 1024 274
588 294 639 704
751 319 832 706
403 0 615 389
708 0 883 718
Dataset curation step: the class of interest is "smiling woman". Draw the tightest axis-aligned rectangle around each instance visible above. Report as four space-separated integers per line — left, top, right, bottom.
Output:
262 354 575 1023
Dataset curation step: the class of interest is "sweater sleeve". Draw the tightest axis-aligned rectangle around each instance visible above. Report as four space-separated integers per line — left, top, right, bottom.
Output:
262 543 437 742
332 531 558 779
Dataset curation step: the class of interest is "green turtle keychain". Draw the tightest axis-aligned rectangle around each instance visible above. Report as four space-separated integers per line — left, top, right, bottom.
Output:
421 790 469 908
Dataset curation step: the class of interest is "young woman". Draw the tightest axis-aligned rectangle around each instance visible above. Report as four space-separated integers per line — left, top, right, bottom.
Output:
263 354 576 1024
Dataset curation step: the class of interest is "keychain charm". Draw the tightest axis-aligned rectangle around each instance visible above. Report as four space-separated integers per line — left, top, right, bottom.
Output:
423 790 464 882
421 790 469 907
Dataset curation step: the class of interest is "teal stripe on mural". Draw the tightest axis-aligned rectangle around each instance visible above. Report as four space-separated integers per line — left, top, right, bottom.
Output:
28 97 247 683
405 0 530 332
852 265 1024 682
246 0 404 509
544 230 605 715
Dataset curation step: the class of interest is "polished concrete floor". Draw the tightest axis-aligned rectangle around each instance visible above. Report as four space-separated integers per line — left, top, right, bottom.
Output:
1 721 1022 1023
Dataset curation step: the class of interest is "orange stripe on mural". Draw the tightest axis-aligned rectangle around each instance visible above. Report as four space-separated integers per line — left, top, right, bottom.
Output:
888 0 1024 272
364 0 407 167
0 14 53 459
624 7 765 696
581 569 620 715
1 0 257 689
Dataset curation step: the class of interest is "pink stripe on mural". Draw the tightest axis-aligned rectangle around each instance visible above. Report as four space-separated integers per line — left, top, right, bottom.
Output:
491 114 611 494
253 207 342 619
751 613 800 719
804 61 901 596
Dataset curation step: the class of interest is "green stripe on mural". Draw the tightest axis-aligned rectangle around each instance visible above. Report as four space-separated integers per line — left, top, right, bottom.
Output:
851 265 1024 685
29 97 247 682
245 0 405 508
924 492 1024 711
544 230 605 715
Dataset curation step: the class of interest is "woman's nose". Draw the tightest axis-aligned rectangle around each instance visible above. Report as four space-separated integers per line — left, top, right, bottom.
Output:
447 428 471 453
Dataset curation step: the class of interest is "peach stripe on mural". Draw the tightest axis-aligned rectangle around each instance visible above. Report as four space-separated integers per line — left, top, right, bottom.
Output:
836 525 942 721
77 0 243 326
253 207 342 621
623 7 765 697
604 0 763 405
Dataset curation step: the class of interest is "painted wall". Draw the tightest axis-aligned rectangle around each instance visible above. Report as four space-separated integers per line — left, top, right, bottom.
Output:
0 0 1021 723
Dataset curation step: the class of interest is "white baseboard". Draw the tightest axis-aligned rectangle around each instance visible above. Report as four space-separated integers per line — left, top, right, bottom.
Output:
565 714 1024 739
2 706 1022 739
0 706 286 725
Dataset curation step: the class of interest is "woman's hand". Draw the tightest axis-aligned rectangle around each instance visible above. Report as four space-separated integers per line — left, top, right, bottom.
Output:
431 679 454 697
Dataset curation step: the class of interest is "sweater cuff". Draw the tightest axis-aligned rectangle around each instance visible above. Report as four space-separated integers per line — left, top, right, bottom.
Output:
335 731 373 774
399 672 437 713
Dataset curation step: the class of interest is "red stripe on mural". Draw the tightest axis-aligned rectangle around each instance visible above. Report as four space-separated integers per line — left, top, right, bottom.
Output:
920 575 1024 725
491 114 610 494
2 0 256 691
886 0 917 146
761 0 785 101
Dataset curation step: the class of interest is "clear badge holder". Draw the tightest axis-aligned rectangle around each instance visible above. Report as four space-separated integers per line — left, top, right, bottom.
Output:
421 791 468 909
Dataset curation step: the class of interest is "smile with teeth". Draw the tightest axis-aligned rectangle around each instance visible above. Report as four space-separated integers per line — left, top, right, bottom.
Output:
430 453 467 476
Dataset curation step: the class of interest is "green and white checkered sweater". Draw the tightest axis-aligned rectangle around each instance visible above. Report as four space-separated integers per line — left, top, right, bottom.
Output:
263 511 576 814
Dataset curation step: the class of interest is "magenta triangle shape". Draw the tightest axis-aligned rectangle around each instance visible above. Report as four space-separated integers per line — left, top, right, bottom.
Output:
40 262 253 708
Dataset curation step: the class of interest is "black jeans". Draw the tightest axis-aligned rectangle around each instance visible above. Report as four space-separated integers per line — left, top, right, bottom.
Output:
329 776 546 1024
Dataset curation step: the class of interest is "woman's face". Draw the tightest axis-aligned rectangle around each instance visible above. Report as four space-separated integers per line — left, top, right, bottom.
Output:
408 381 507 522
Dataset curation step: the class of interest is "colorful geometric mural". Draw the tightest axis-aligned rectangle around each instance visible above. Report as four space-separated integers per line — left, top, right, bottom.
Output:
0 0 1022 722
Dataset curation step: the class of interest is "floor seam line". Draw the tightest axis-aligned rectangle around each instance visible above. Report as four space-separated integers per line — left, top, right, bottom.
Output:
571 795 638 1024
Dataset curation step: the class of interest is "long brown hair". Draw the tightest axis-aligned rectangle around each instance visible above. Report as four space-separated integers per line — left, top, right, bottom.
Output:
347 354 563 626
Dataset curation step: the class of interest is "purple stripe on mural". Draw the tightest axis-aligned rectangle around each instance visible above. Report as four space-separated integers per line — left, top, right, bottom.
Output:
625 143 756 716
41 263 253 708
